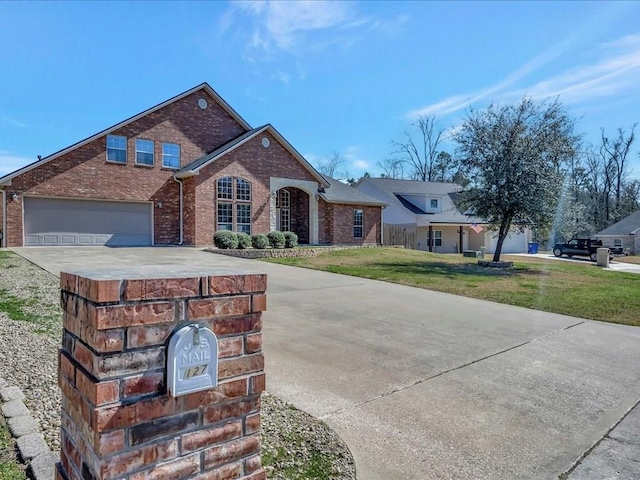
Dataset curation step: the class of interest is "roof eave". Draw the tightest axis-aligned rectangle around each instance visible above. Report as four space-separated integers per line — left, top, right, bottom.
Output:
0 82 252 184
320 196 387 206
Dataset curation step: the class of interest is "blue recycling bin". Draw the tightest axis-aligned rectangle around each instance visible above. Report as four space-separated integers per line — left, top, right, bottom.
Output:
528 242 539 254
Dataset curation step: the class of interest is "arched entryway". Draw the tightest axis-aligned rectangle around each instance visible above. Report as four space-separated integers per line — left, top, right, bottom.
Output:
275 187 309 244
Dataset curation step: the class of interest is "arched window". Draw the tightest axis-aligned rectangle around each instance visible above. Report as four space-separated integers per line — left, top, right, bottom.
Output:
217 177 252 233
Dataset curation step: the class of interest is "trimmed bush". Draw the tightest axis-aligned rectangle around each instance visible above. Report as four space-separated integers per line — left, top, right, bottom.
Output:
283 231 298 248
237 232 251 249
214 231 238 249
251 233 269 249
267 231 286 249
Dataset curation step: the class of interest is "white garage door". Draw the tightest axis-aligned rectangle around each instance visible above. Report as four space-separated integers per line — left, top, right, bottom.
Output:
487 230 528 254
24 197 152 246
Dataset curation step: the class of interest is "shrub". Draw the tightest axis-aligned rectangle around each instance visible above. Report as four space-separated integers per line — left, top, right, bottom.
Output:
236 232 251 249
267 231 286 249
251 233 269 249
213 231 238 249
283 231 298 248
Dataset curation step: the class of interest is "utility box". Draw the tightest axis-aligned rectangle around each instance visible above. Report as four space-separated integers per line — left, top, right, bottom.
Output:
596 247 610 267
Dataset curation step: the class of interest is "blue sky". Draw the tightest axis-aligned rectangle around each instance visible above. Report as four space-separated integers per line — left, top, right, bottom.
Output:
1 1 640 178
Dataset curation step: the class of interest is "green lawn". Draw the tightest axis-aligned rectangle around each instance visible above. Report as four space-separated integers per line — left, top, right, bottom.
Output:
0 418 26 480
263 248 640 327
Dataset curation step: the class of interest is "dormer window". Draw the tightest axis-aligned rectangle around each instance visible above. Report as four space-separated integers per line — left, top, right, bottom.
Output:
430 199 438 209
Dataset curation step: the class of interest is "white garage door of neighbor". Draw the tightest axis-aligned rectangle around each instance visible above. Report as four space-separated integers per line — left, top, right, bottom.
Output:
24 197 152 246
496 231 527 254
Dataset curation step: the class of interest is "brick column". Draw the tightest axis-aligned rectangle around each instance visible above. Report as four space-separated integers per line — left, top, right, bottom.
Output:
56 267 267 480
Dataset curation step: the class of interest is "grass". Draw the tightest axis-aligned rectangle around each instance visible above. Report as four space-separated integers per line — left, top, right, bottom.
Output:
0 252 61 335
263 248 640 327
0 418 26 480
618 255 640 265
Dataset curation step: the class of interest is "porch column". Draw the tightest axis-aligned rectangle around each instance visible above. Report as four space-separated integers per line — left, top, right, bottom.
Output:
428 225 433 253
459 226 464 254
269 178 319 244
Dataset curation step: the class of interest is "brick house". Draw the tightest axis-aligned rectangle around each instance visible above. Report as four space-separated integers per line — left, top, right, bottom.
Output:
0 83 384 248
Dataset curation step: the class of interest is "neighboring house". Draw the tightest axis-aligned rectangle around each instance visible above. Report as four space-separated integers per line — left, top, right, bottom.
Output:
355 177 531 254
594 210 640 255
0 83 384 248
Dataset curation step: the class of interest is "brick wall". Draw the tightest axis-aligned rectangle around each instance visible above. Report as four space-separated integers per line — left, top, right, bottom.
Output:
5 90 246 247
57 267 266 480
193 131 320 245
329 204 381 245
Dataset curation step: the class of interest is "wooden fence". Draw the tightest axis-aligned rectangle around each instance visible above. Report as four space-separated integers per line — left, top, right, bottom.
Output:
383 224 417 249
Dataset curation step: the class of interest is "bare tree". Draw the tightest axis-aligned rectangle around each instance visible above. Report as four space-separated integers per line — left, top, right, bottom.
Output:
391 115 447 181
376 157 405 179
600 125 636 222
317 151 347 179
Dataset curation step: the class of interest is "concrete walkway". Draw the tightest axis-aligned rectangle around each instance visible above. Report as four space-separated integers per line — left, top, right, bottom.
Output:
11 247 640 479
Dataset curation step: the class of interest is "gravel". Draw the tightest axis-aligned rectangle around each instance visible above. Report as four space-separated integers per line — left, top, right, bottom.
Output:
0 250 355 479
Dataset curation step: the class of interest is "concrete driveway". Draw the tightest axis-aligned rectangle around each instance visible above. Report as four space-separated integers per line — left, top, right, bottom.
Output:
11 246 640 479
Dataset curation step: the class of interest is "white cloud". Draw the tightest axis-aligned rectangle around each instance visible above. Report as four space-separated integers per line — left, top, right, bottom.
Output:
0 153 33 176
221 0 408 78
0 115 27 128
406 33 640 119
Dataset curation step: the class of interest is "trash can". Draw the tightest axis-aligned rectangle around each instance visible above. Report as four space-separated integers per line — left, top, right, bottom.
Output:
528 242 539 254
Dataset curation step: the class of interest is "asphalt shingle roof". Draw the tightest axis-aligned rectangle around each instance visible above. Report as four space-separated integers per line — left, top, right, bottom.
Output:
362 178 482 224
597 210 640 235
320 176 386 206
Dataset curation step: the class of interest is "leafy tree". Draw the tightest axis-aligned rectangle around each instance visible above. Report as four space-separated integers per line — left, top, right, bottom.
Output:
454 98 579 262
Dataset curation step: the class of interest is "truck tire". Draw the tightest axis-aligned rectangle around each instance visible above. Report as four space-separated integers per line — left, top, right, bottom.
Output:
553 248 563 257
590 252 597 262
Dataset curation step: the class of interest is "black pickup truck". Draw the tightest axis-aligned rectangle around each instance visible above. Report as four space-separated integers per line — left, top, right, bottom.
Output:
552 238 624 262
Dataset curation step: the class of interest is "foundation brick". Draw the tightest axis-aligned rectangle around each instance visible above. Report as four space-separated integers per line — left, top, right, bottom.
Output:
203 435 260 469
121 371 165 399
245 333 262 354
208 274 267 296
188 296 251 319
219 336 244 358
129 453 201 480
124 277 200 301
219 355 264 381
245 414 260 435
181 420 243 453
251 294 267 313
194 461 244 480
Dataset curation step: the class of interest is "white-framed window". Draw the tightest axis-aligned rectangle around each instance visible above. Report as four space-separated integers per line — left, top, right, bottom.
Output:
614 238 622 247
162 142 180 169
280 208 290 232
217 203 233 231
280 189 290 208
354 209 364 238
216 177 252 233
430 199 438 209
433 230 443 247
217 177 233 200
237 203 251 234
106 135 127 163
135 139 155 166
236 179 251 201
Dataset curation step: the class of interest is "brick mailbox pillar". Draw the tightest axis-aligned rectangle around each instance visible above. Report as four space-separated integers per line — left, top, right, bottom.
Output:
56 267 267 480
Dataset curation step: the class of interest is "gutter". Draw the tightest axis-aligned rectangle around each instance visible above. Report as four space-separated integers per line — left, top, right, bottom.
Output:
172 176 184 245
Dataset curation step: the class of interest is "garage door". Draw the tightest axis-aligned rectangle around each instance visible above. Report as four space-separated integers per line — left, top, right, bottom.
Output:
24 197 152 246
487 230 527 254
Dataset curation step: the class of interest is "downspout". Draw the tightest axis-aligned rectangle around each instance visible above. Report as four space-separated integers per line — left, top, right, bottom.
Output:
172 176 184 245
1 190 5 248
380 206 385 245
